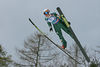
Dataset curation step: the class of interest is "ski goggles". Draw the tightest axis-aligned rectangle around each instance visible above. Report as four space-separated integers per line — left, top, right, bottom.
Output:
44 12 49 15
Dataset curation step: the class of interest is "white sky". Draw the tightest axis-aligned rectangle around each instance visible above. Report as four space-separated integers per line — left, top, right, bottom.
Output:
0 0 100 61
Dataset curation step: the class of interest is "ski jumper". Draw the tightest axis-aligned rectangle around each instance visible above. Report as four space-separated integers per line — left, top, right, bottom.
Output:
45 12 73 48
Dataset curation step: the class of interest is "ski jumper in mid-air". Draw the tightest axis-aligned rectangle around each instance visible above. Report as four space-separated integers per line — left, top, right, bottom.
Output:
43 9 73 49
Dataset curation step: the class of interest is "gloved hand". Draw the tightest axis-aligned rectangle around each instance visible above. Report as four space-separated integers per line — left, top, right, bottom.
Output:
50 28 53 32
68 21 71 25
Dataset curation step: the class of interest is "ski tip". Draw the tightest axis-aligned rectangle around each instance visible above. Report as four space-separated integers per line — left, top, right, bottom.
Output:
29 18 31 20
29 18 32 22
29 18 31 21
56 7 60 10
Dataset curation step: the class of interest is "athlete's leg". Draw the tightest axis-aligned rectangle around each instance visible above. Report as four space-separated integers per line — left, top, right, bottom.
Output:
54 25 67 48
61 23 74 39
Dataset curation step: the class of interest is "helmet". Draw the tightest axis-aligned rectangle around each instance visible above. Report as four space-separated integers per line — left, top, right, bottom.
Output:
43 9 50 15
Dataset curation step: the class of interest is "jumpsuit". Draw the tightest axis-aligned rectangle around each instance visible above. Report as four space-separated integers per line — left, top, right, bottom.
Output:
45 12 73 48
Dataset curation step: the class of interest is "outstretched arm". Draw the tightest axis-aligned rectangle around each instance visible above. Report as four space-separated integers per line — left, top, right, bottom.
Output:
45 18 53 31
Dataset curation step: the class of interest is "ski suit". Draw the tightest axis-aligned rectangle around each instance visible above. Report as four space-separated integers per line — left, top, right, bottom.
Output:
45 12 73 48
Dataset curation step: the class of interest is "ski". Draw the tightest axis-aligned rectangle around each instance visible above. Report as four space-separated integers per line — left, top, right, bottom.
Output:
56 7 90 62
29 18 80 64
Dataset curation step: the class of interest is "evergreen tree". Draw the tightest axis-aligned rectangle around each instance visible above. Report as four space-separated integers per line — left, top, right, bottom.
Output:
0 45 12 67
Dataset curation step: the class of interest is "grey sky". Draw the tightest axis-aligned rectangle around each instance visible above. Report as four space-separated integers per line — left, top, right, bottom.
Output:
0 0 100 61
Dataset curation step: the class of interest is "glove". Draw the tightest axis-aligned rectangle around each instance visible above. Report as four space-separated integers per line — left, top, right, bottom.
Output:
68 21 71 25
50 28 53 32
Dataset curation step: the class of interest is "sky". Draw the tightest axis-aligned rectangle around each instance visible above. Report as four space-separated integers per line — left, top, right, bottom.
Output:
0 0 100 61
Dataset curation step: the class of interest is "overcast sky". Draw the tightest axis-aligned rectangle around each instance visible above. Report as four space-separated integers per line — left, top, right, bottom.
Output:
0 0 100 61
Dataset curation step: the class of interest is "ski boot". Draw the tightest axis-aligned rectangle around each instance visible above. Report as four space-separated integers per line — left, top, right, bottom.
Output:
62 45 66 49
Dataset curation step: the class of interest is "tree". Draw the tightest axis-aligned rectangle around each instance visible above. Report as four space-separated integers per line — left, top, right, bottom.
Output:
0 45 12 67
67 44 100 67
14 33 58 67
15 32 100 67
89 46 100 67
63 44 88 67
49 43 90 67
